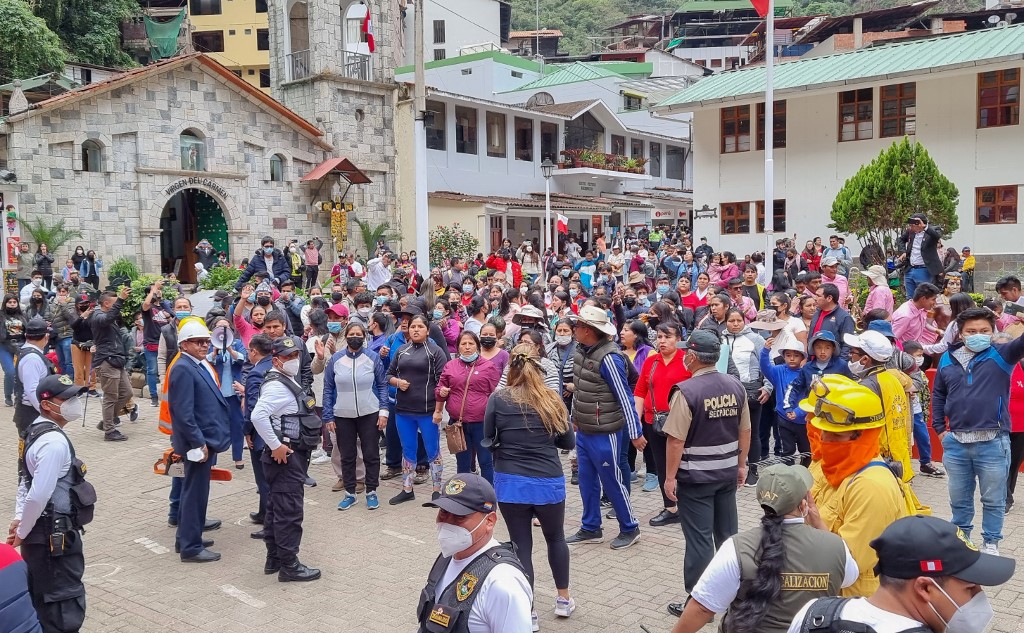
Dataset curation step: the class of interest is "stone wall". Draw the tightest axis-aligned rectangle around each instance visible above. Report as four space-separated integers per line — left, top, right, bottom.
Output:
975 253 1024 291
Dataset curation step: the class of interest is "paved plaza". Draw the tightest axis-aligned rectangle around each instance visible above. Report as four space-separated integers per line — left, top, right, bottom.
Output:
2 403 1022 633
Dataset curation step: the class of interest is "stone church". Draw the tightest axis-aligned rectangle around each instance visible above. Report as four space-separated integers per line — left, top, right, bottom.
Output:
0 0 402 283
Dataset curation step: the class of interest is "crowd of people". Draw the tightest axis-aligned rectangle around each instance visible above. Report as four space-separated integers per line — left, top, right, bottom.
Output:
4 214 1023 633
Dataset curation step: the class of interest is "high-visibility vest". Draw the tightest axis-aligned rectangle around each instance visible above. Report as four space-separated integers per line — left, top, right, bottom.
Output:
158 352 181 435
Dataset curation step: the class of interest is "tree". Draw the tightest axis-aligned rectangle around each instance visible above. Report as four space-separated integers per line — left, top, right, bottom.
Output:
0 0 65 83
428 224 479 268
18 216 83 255
353 218 400 259
33 0 138 68
830 137 959 263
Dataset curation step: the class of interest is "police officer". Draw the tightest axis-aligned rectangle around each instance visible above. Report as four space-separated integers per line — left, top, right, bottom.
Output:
663 329 751 618
13 317 54 437
250 335 321 581
418 474 533 633
8 374 97 633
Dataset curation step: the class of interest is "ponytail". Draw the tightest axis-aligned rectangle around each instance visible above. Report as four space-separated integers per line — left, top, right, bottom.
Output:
723 510 787 633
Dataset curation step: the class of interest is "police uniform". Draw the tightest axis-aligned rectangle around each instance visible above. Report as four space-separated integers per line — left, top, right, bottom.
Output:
14 374 97 633
250 335 321 582
418 475 533 633
13 317 54 437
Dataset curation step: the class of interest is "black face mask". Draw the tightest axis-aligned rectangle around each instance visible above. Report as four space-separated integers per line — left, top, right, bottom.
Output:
5 307 17 314
648 316 660 326
331 292 344 302
256 296 272 307
31 298 43 304
346 336 364 351
548 284 558 293
480 336 497 349
624 298 636 307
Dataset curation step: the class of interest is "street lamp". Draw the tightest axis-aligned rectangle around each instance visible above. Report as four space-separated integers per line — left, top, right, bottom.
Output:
541 158 554 255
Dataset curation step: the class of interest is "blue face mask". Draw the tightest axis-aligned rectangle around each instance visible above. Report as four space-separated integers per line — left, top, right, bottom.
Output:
657 285 669 294
327 322 342 334
460 353 479 363
963 333 992 353
175 311 190 320
263 246 274 255
433 309 445 321
463 284 474 293
569 289 579 298
374 296 386 306
561 269 571 278
638 296 649 307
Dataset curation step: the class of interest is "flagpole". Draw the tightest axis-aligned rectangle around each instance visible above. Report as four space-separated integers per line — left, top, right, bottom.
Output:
763 0 775 291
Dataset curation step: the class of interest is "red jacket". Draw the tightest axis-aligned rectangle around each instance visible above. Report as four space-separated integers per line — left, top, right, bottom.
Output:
485 254 522 287
1010 362 1024 433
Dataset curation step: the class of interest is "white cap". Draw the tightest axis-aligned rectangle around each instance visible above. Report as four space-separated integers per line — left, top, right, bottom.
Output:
178 318 212 343
844 331 893 362
821 255 839 267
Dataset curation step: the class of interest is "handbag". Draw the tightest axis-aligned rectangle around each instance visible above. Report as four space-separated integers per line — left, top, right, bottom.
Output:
648 359 669 436
445 363 477 455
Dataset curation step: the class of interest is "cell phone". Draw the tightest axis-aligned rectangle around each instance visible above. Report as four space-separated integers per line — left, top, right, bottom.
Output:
1005 302 1024 316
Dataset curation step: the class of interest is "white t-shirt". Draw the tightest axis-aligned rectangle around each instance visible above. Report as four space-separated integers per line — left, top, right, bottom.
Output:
691 518 859 615
435 539 534 633
349 261 364 277
786 597 927 633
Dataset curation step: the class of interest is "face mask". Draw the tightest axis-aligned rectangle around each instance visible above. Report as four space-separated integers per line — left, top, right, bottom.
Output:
331 292 345 302
32 279 42 287
657 285 669 294
175 311 191 320
327 322 343 334
54 396 84 422
555 335 572 347
462 284 474 293
31 297 42 304
561 269 570 278
624 297 636 307
347 336 364 351
433 309 444 321
526 246 533 252
280 358 300 376
569 289 579 298
914 355 926 367
256 296 271 307
374 296 387 306
927 579 993 633
460 352 479 363
480 336 497 349
638 296 649 307
847 359 866 377
263 246 274 255
963 334 992 353
357 307 371 319
436 516 486 558
5 306 17 314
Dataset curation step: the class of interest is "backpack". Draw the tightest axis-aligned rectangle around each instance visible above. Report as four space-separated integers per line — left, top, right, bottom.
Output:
800 597 930 633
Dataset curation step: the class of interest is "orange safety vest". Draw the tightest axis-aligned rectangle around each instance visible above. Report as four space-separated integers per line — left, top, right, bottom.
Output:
158 352 181 435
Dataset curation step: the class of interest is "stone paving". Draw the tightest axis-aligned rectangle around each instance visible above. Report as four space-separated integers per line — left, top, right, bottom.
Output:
1 402 1021 633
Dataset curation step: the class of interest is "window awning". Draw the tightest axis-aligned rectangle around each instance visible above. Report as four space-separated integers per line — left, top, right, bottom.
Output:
300 158 372 184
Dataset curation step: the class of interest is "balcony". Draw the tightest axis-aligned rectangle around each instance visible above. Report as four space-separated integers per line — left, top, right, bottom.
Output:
555 150 652 181
287 49 311 81
341 50 371 81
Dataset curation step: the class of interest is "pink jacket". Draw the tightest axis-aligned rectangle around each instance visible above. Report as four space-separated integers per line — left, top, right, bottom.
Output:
713 263 740 289
440 318 462 354
233 307 261 347
435 357 502 423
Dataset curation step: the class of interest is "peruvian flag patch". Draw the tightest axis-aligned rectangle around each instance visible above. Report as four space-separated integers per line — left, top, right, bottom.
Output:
920 560 943 572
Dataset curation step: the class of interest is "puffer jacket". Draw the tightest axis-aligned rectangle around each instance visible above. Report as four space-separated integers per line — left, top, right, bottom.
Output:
723 327 767 397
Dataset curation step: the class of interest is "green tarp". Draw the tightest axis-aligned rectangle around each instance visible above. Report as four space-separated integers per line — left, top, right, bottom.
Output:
145 10 186 61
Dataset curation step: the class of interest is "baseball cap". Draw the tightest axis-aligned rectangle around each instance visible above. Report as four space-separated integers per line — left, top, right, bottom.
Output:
962 246 971 253
424 474 497 516
272 335 303 357
37 374 87 403
908 213 928 224
844 331 893 362
325 303 349 319
25 316 49 338
871 515 1015 585
820 255 839 267
676 329 721 355
756 464 813 515
866 319 896 340
809 330 839 350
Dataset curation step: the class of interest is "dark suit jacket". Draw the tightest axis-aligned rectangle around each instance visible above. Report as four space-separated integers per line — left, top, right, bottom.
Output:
899 225 943 277
168 355 231 456
242 356 272 451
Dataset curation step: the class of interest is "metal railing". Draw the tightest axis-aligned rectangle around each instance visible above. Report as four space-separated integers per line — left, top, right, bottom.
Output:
341 50 371 81
287 49 311 81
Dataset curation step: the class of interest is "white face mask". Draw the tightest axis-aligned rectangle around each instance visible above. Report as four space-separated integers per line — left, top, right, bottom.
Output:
847 359 866 377
436 515 486 558
915 355 926 367
32 278 42 287
555 335 572 346
927 579 994 633
357 307 372 319
280 358 300 377
59 396 84 422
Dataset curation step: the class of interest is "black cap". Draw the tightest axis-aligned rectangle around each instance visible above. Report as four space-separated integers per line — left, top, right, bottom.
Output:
37 374 87 403
271 335 303 357
25 316 49 338
727 277 743 287
871 515 1015 585
423 473 497 516
213 290 231 301
908 213 928 224
676 329 721 354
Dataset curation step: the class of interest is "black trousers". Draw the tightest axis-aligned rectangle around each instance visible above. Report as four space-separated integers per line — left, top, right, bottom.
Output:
499 500 570 590
249 446 268 518
746 399 762 473
677 479 738 593
176 458 213 558
628 424 656 475
645 424 674 509
337 413 381 493
22 529 86 633
304 266 319 291
1008 432 1024 504
778 417 811 466
262 447 309 566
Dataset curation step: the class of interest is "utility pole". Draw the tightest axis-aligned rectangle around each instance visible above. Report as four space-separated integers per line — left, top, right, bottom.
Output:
763 0 775 285
414 0 429 266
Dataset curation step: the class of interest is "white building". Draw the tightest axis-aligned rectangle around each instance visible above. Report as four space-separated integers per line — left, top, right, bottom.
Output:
652 25 1024 278
401 0 509 65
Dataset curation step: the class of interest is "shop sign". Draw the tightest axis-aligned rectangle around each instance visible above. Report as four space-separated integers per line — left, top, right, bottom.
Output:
163 177 230 200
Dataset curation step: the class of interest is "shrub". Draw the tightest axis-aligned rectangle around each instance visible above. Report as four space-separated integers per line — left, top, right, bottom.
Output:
429 223 479 269
200 265 242 291
120 274 179 324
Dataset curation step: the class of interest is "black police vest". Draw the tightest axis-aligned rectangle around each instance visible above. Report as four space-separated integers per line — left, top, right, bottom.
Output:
417 542 526 633
18 421 97 533
14 346 55 404
261 372 322 451
673 371 747 485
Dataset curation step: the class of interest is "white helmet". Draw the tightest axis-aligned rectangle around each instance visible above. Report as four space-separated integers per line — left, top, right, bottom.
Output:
178 318 211 343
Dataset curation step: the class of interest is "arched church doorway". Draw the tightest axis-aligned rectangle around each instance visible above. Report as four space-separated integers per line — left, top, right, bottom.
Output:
160 188 229 284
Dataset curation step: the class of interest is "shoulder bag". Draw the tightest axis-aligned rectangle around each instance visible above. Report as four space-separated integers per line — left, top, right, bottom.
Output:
444 364 473 454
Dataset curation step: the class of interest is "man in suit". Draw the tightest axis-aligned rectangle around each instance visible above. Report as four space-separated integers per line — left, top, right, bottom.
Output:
167 319 230 563
898 212 943 299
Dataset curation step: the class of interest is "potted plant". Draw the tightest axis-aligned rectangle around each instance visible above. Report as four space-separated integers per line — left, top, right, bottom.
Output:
564 148 583 168
615 155 628 172
106 257 141 292
592 152 607 169
634 157 649 174
579 149 594 169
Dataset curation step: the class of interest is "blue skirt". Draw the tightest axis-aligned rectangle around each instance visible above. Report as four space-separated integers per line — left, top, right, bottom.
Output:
494 472 566 505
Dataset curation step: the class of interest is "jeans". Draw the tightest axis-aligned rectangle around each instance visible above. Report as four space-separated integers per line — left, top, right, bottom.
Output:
455 422 493 485
0 347 15 400
143 349 159 399
55 338 73 376
904 266 934 299
942 433 1010 544
912 412 932 465
759 392 780 459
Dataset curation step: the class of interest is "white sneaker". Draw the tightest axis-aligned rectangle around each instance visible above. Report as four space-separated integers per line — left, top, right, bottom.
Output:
983 542 1000 556
531 611 540 631
554 596 576 618
310 448 326 459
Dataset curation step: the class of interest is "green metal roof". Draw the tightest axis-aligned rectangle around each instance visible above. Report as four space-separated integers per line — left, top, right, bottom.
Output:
0 73 79 94
498 62 630 93
676 0 792 13
654 24 1024 111
585 61 654 76
394 50 544 77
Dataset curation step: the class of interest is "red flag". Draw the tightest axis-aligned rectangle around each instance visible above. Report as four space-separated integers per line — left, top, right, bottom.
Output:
556 214 569 235
362 9 376 53
749 0 769 17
